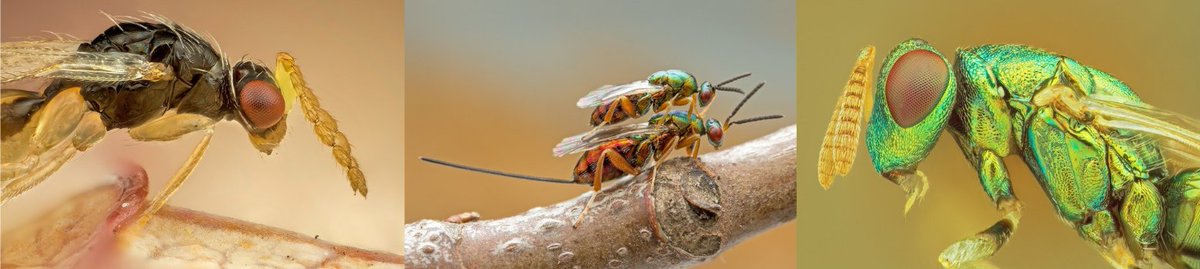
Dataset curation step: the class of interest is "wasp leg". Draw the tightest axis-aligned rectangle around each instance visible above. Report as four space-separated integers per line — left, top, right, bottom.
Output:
124 112 217 227
1 87 106 204
648 136 682 186
127 111 216 141
674 134 701 159
2 141 79 204
938 150 1023 268
4 113 108 202
601 96 640 125
573 148 641 228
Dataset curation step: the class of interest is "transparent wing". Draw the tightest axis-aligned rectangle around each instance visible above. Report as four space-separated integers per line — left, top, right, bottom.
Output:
552 122 668 157
575 80 663 108
2 40 173 84
1083 94 1200 169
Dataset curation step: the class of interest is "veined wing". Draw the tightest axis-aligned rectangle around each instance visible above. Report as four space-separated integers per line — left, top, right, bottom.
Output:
2 40 173 84
552 122 668 157
1084 94 1200 169
576 80 663 108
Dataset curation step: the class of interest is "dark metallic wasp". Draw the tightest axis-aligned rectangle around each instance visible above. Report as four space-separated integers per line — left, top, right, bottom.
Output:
1 15 366 225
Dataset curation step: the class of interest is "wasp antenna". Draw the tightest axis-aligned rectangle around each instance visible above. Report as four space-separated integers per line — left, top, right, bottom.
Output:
725 82 765 126
716 72 752 87
729 115 784 126
420 157 576 184
276 53 369 197
714 86 744 94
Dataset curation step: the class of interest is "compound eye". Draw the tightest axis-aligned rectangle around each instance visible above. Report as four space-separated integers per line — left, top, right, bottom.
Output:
698 83 716 107
239 80 285 130
884 49 948 127
705 119 724 147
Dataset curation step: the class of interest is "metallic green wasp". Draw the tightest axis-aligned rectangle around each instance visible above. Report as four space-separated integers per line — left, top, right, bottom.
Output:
819 39 1200 268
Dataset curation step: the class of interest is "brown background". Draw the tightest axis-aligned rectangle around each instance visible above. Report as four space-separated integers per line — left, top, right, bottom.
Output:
798 1 1200 268
1 0 404 253
404 1 797 268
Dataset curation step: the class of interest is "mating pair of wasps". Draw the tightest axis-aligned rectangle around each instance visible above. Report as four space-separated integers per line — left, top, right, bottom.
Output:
0 15 365 228
422 69 782 227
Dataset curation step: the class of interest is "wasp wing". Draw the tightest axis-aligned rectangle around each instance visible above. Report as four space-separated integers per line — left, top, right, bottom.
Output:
575 80 664 108
2 40 173 84
552 122 668 157
1084 94 1200 169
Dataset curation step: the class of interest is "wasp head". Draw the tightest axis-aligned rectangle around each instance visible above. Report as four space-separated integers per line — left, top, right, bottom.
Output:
231 61 288 154
865 38 957 175
704 118 724 149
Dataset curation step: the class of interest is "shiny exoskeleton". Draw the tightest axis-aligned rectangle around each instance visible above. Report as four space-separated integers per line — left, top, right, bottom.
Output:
3 22 279 140
586 70 747 127
847 38 1200 268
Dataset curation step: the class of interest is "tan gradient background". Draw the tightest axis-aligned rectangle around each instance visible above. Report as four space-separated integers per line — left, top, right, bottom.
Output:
799 1 1200 268
405 1 796 268
1 0 404 252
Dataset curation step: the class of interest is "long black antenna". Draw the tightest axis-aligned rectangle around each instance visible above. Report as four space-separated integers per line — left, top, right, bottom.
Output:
716 73 752 87
729 115 784 125
713 86 744 94
420 157 576 184
725 82 765 126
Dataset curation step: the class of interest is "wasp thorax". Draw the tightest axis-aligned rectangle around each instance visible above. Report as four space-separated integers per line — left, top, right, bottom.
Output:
885 49 948 128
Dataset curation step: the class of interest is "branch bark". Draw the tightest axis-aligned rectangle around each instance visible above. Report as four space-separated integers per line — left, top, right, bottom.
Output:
1 164 404 269
404 125 796 269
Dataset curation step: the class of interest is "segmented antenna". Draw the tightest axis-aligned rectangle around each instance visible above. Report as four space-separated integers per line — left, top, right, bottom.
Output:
716 73 752 87
818 46 875 190
420 157 576 184
724 82 765 127
276 52 368 197
729 115 784 126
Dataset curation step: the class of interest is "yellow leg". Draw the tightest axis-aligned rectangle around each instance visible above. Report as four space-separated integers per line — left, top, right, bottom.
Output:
1 87 104 204
700 94 715 115
600 96 640 125
673 134 701 159
1 141 79 204
130 129 213 229
127 111 216 141
573 149 642 228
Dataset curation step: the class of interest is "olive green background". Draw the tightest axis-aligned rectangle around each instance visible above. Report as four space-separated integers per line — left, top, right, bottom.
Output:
798 1 1200 268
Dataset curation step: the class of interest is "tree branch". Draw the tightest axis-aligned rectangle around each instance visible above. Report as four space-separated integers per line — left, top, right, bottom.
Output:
404 125 796 268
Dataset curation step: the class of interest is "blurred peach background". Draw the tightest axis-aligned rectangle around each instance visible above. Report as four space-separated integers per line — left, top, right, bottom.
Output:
1 0 404 253
798 1 1200 268
405 1 796 268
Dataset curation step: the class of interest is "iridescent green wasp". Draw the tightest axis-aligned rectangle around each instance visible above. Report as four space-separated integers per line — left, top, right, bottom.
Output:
577 70 748 129
818 39 1200 268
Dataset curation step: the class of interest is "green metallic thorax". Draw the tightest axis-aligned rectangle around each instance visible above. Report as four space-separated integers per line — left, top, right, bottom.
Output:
647 69 698 105
951 44 1169 250
649 110 707 137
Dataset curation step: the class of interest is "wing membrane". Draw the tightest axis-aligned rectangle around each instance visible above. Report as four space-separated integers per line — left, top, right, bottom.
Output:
553 122 667 157
2 40 173 83
576 80 663 108
1084 94 1200 169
